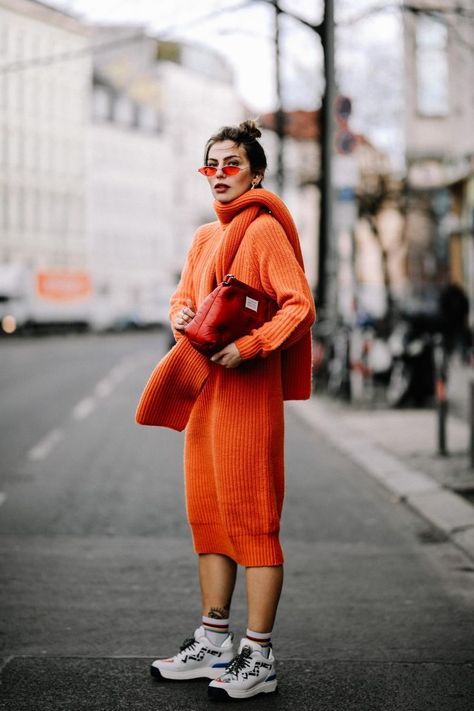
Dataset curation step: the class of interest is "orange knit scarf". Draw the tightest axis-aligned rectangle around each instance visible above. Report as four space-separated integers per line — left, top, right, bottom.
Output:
212 188 304 282
135 189 311 431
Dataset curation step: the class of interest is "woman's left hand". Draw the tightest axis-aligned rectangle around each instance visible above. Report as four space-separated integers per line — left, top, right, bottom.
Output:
210 343 242 368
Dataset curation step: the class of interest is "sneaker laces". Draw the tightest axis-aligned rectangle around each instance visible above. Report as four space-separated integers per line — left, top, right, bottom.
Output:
178 637 197 654
222 646 252 679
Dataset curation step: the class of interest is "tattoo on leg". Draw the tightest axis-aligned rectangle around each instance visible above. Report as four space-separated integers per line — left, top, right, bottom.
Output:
207 606 230 620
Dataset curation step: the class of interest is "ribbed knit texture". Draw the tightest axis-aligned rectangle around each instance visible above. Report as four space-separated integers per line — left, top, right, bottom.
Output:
135 189 315 430
136 189 315 566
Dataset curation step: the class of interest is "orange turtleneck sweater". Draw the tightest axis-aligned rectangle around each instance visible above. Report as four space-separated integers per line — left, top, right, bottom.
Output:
163 190 315 566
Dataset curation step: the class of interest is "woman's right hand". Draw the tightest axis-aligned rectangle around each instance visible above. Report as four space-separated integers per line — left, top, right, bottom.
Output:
174 298 195 331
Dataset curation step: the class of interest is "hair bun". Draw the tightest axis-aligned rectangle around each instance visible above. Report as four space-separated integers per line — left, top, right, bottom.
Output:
238 119 262 140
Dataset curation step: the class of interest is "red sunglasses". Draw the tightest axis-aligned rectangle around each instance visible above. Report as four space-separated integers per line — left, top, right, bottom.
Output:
198 165 248 177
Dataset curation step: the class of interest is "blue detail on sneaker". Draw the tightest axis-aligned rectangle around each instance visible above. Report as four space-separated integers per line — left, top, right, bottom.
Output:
208 638 278 700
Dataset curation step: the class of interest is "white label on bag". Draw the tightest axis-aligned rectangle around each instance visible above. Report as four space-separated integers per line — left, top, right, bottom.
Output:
245 296 259 312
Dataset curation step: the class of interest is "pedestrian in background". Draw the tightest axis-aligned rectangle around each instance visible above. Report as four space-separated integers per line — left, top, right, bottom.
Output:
438 281 471 360
138 120 315 701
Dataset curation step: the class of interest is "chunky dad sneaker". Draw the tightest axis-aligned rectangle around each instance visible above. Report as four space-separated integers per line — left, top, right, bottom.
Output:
207 637 277 701
150 626 234 681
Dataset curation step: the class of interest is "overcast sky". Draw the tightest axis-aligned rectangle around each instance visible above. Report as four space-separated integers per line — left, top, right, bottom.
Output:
46 0 403 164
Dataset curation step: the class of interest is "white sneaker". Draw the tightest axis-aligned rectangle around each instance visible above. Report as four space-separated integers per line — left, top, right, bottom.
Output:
150 626 234 681
207 637 277 700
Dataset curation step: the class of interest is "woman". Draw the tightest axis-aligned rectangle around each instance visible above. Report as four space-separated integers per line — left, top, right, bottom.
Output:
137 120 315 701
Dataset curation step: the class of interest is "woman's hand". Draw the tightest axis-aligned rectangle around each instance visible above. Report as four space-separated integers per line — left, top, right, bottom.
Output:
174 298 195 331
210 343 242 369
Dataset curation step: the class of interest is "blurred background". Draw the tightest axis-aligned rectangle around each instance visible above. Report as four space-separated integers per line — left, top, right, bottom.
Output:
0 0 473 410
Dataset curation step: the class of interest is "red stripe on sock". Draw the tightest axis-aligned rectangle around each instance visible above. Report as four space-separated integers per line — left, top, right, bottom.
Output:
246 633 271 645
204 622 228 630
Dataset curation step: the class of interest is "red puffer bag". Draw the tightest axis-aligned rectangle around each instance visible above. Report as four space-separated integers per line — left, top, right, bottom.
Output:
184 274 278 357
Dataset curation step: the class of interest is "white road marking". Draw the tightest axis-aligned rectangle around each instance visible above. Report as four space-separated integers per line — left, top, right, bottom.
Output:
0 492 7 507
28 428 64 461
26 352 151 462
94 379 114 398
72 397 97 420
108 361 135 383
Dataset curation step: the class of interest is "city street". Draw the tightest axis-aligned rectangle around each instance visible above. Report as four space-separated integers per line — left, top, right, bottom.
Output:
0 331 473 710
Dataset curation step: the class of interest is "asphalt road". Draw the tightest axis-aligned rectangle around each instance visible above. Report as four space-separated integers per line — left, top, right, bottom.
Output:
0 331 473 710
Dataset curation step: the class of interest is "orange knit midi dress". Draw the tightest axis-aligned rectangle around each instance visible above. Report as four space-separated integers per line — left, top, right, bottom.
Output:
168 195 315 568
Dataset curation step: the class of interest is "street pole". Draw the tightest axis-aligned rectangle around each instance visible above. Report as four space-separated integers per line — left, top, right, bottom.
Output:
257 0 335 303
317 0 335 319
274 0 285 194
434 334 448 456
470 381 474 468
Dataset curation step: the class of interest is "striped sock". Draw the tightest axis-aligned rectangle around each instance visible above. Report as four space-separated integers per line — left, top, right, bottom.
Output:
202 615 230 646
246 628 272 656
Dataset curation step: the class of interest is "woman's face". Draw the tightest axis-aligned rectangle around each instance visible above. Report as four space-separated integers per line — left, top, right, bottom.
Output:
205 140 259 203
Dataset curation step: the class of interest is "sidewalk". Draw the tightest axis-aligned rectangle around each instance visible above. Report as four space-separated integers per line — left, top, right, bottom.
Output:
289 395 474 562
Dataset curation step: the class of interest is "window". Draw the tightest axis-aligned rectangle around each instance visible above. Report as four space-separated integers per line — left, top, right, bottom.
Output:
416 15 449 117
0 124 4 166
93 85 113 122
136 104 162 133
9 188 18 231
9 127 19 169
0 25 8 61
114 94 134 126
0 185 7 231
17 187 25 232
0 75 6 110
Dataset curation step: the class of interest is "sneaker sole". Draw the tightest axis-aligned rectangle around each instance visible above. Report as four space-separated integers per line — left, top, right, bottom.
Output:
208 679 278 700
150 664 227 681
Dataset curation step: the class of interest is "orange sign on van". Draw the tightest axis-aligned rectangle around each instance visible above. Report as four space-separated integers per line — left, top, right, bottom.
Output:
35 270 92 302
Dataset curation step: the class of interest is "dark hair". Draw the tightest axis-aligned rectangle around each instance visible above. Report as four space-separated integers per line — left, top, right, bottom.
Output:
204 119 267 186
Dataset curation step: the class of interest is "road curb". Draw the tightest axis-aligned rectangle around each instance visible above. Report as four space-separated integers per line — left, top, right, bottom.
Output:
288 398 474 562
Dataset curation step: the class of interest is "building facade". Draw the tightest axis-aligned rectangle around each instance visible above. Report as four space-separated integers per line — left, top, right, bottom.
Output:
259 109 406 319
0 0 91 268
0 0 92 329
154 42 244 279
403 0 474 309
0 7 244 330
89 29 243 327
